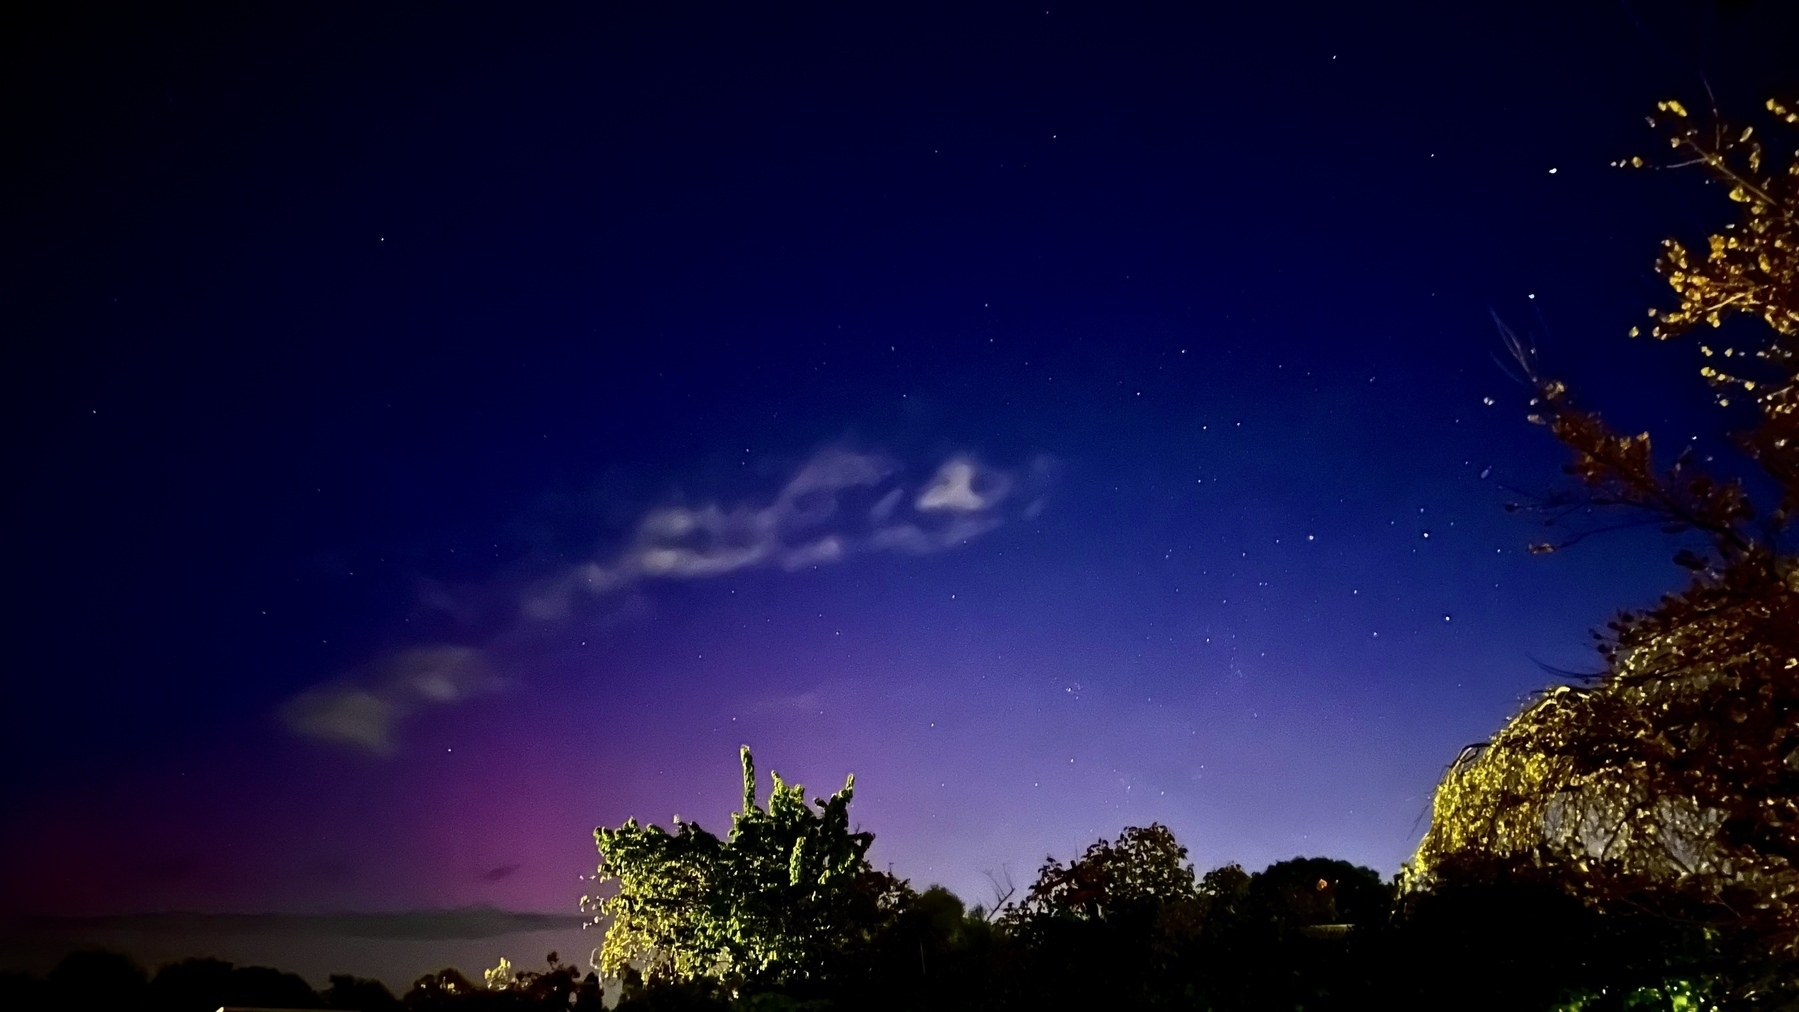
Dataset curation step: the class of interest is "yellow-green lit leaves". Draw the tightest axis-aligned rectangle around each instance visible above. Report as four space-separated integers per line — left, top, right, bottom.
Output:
1410 558 1799 960
590 749 905 996
1415 97 1799 980
1632 98 1799 448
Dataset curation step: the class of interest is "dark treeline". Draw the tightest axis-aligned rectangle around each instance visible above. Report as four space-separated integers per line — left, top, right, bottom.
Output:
567 747 1768 1011
585 821 1741 1012
0 950 394 1012
0 832 1739 1012
0 949 599 1012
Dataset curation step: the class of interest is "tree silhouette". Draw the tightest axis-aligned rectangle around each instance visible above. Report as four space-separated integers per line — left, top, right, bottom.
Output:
1004 823 1200 929
997 825 1212 1009
402 967 485 1012
147 958 321 1012
1243 857 1390 935
45 950 147 1012
323 974 404 1012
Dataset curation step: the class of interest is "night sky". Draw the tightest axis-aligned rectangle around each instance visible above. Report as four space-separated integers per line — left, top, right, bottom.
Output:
5 0 1798 975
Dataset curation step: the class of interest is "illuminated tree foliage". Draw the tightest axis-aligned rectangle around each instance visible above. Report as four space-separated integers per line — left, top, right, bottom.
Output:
1410 98 1799 974
589 747 908 997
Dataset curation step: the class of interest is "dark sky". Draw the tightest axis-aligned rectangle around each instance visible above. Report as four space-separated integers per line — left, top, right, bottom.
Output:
5 0 1797 933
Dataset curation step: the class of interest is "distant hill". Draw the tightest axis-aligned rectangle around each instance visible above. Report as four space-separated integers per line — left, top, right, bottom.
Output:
1 907 594 990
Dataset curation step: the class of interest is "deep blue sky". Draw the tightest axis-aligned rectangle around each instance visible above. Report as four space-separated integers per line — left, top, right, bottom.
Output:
5 0 1798 928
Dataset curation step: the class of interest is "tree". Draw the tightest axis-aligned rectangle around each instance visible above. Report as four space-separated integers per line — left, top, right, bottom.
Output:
45 950 148 1012
1197 862 1253 922
323 974 404 1012
0 971 50 1012
476 953 599 1012
1190 860 1391 1012
838 884 1018 1012
1410 97 1799 991
1243 857 1390 934
590 746 908 998
998 824 1208 1009
403 968 486 1012
1004 823 1200 928
147 958 322 1012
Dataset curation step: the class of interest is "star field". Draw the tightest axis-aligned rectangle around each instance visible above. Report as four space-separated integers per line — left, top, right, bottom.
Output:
5 0 1798 935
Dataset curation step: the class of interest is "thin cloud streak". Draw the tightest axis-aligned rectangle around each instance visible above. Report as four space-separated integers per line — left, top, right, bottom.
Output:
282 646 503 755
520 448 1024 621
284 446 1047 754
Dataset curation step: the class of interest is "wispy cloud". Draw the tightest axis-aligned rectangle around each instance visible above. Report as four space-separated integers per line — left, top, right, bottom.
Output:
916 457 1011 513
520 448 1028 621
282 646 503 755
285 446 1049 754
